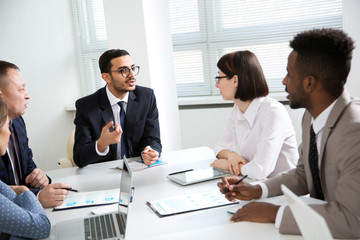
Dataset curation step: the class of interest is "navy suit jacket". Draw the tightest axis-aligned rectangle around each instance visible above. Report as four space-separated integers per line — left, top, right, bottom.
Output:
0 116 47 195
74 86 162 167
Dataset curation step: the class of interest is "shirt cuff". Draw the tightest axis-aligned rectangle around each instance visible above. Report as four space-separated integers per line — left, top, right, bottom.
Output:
258 182 269 199
275 205 286 229
95 140 109 156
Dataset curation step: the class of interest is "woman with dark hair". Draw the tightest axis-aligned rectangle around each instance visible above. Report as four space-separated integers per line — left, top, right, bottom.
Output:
211 50 299 180
0 99 50 239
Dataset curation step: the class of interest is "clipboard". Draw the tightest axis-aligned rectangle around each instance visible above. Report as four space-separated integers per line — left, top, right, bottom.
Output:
146 190 239 217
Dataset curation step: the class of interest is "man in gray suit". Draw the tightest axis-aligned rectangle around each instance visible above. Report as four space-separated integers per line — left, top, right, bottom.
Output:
217 28 360 239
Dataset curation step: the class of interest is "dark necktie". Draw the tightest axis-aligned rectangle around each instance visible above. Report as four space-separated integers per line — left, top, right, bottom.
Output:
9 123 22 183
118 101 129 158
309 125 324 200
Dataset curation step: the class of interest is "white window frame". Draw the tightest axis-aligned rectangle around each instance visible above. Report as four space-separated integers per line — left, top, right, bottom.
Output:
169 0 343 99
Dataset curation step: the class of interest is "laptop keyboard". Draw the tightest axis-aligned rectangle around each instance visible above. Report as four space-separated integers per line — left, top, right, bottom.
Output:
84 213 123 240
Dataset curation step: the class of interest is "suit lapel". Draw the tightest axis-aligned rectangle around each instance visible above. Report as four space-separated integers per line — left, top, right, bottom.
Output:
319 91 352 164
12 118 27 182
125 91 137 156
99 87 115 125
126 91 137 123
99 87 118 156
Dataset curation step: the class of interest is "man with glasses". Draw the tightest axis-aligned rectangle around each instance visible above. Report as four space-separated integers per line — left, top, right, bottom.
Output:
73 49 162 167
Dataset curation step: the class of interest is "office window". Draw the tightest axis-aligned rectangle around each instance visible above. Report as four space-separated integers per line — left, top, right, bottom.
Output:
71 0 108 95
168 0 343 97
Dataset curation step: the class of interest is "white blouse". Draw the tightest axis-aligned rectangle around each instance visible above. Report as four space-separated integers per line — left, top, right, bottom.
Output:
214 97 299 180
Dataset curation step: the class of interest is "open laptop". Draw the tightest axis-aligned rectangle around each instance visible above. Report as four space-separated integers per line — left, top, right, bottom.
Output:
55 157 133 240
281 184 333 240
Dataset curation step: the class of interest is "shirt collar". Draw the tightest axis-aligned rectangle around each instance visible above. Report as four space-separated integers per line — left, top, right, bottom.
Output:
106 85 129 106
312 99 338 134
235 97 264 127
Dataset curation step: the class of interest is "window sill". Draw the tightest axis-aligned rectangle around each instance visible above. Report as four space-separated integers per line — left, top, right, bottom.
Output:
178 92 289 110
65 103 76 112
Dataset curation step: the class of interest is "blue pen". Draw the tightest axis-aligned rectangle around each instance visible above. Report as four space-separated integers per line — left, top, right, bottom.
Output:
130 187 135 202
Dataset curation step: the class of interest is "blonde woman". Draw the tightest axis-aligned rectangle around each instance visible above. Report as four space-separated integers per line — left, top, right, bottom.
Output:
0 99 50 239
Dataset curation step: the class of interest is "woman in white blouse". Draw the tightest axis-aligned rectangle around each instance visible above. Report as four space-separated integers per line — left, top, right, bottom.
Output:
211 50 299 180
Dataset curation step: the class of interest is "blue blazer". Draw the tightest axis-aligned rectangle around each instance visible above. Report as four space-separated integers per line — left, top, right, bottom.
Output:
0 116 48 195
74 86 162 167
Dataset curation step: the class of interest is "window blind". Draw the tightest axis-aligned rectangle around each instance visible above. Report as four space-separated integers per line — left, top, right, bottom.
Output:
71 0 108 95
168 0 343 97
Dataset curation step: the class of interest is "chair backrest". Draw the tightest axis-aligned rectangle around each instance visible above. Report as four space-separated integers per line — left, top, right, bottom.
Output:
58 129 76 168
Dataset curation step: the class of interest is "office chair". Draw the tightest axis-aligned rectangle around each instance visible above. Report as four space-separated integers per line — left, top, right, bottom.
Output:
57 129 76 168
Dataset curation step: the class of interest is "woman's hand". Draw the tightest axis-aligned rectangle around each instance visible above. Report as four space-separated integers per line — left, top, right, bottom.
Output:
210 158 229 171
9 185 30 195
227 152 247 175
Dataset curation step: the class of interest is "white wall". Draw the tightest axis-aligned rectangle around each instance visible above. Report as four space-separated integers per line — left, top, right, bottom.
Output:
0 0 81 171
343 0 360 98
180 106 304 150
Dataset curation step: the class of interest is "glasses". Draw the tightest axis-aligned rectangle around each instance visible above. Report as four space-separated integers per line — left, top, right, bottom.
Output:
109 65 140 78
214 76 230 84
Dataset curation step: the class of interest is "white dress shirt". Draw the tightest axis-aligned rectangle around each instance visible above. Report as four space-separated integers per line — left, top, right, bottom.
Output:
214 96 299 180
95 85 129 156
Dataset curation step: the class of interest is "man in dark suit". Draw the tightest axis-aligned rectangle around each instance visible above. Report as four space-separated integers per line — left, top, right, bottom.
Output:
0 60 71 207
74 49 162 168
217 28 360 238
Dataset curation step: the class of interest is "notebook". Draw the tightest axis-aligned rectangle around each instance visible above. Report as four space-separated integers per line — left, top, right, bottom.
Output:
55 157 133 240
281 184 332 240
167 167 229 185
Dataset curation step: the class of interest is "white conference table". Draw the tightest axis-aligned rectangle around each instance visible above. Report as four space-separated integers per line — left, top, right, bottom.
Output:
45 146 302 240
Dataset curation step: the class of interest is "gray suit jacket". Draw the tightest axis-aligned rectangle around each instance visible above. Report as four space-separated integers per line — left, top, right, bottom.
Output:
264 90 360 238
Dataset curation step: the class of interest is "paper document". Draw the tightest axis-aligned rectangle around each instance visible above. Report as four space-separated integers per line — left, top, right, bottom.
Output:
53 189 119 211
227 195 326 214
116 159 167 171
147 190 239 217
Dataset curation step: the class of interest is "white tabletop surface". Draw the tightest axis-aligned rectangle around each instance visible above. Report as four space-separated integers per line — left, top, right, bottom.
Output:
45 146 302 240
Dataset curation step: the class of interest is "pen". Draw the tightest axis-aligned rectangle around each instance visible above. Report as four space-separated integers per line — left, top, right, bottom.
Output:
168 169 194 175
224 175 248 193
64 188 79 192
130 187 135 203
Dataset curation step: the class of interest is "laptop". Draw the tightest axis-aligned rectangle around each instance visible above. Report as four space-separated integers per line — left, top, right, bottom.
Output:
55 157 133 240
281 184 333 240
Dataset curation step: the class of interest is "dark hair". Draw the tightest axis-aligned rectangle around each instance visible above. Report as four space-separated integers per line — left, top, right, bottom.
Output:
217 50 269 101
0 99 7 129
99 49 130 73
290 28 355 98
0 60 20 89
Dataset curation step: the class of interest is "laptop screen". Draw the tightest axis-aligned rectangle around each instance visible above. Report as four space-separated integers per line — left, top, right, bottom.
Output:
119 157 132 207
117 157 133 237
